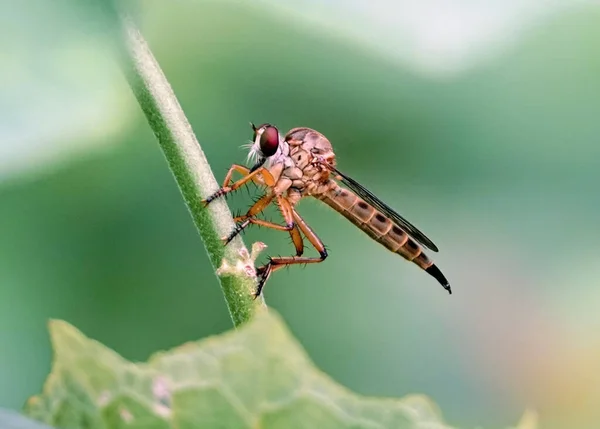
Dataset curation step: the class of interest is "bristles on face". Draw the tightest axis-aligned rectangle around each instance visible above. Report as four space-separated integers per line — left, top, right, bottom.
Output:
241 139 261 165
243 124 267 165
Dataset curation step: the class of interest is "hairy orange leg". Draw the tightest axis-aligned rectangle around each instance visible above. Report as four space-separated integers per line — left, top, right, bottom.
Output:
222 193 275 244
254 207 328 298
230 217 305 256
202 165 275 206
276 196 304 256
223 195 304 257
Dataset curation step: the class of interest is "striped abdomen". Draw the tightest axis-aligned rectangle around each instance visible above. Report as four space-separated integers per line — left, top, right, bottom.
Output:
315 184 450 292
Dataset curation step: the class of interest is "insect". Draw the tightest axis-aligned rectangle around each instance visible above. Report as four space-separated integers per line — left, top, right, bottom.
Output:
202 123 451 298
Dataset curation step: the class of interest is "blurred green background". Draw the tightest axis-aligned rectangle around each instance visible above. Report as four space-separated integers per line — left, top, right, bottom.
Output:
2 1 600 428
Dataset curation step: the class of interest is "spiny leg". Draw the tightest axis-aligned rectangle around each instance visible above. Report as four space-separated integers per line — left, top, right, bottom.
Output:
254 207 328 298
288 223 304 256
228 217 305 256
223 193 275 244
221 164 252 187
223 195 305 256
204 164 252 205
202 165 275 206
276 196 304 256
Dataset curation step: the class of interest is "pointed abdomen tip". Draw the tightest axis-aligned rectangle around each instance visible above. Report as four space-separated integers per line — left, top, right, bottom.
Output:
424 264 451 295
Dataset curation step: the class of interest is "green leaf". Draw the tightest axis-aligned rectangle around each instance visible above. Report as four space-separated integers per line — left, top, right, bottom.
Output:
0 409 56 429
24 310 458 429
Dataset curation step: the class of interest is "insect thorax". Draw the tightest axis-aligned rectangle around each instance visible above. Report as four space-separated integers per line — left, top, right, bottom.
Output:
284 129 337 196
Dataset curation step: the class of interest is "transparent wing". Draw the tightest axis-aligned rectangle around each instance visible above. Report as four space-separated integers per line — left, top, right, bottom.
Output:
327 164 439 252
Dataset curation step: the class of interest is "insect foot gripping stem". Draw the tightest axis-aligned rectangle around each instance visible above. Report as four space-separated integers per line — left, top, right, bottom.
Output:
254 263 273 299
201 187 229 207
216 242 268 288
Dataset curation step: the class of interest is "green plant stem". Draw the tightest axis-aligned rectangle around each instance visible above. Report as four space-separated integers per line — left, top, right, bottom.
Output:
116 13 265 327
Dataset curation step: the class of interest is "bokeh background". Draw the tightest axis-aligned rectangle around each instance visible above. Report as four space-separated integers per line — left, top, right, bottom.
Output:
2 1 600 428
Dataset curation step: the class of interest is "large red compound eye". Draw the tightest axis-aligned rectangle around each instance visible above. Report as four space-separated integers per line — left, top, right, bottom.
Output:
259 125 279 157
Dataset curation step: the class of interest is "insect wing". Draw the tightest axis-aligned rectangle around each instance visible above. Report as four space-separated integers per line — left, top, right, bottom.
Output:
328 165 439 252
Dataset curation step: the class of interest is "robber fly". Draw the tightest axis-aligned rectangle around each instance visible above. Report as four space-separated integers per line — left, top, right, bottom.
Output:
202 124 451 298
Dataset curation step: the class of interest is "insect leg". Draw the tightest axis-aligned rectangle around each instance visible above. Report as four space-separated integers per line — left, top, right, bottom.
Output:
254 208 327 298
202 166 275 206
221 164 252 187
230 217 304 256
223 193 275 244
277 196 304 256
224 196 305 257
